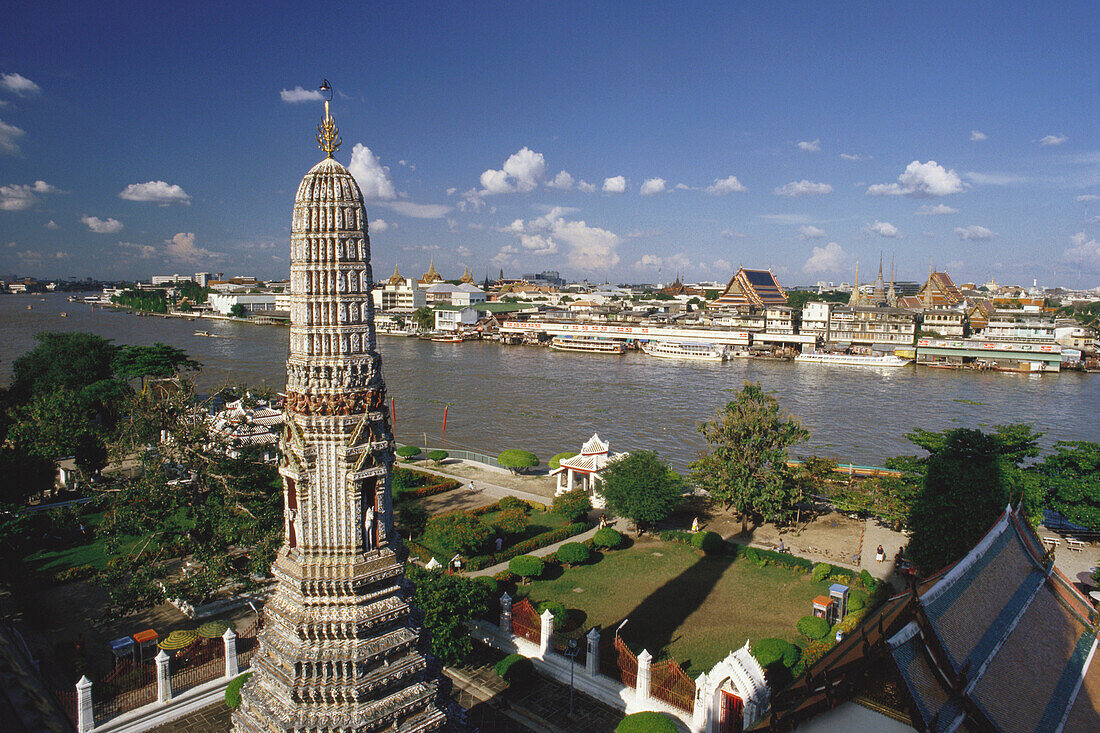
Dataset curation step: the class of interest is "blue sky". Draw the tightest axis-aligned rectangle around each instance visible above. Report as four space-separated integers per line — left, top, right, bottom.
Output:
1 1 1097 287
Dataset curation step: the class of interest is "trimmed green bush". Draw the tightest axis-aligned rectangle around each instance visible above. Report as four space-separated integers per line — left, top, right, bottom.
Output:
493 506 531 536
797 615 831 641
426 449 449 463
812 562 831 583
795 638 836 675
497 495 529 513
225 672 253 709
494 653 534 685
860 568 875 589
509 555 545 583
551 487 592 522
556 542 591 566
396 445 422 459
616 711 679 733
549 451 578 470
498 449 539 474
847 590 866 613
475 576 500 596
592 527 624 549
464 521 590 571
690 530 724 555
536 600 569 627
752 638 801 669
423 513 493 557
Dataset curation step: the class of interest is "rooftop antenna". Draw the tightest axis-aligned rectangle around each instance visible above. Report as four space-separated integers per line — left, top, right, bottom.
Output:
316 79 341 157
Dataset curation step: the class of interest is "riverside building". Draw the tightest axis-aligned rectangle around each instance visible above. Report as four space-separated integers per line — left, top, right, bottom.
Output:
232 87 445 733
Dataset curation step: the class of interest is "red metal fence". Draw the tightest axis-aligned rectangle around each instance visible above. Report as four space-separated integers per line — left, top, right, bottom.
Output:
613 633 637 688
89 659 157 723
237 614 262 669
651 658 696 713
511 599 540 643
51 686 77 727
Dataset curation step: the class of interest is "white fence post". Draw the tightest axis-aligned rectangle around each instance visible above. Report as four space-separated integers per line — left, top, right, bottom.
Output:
500 592 512 635
636 649 652 704
155 649 172 703
223 627 239 679
585 627 601 676
539 609 554 658
693 672 708 731
76 675 94 733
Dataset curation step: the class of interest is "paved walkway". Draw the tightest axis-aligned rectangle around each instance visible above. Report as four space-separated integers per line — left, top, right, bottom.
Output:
468 520 622 578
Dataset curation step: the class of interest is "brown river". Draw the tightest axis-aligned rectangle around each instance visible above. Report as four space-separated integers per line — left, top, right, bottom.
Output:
2 293 1097 469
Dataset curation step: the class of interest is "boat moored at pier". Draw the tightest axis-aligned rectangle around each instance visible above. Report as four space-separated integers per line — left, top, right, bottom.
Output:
795 351 913 367
640 340 728 361
549 336 626 354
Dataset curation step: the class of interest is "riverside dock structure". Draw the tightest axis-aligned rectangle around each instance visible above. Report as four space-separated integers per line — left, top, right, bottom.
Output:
500 318 817 349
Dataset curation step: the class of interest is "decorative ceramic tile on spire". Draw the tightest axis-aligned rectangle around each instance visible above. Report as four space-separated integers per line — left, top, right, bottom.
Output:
233 81 446 733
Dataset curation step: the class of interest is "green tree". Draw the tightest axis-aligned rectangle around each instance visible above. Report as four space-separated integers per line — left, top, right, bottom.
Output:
397 503 429 538
229 303 248 318
113 343 200 392
1034 441 1100 531
9 332 120 404
549 451 578 470
493 506 530 536
6 387 91 461
423 513 492 556
551 487 592 522
599 450 683 534
905 425 1040 575
406 566 490 665
497 449 539 474
412 306 434 331
690 383 809 533
74 431 109 479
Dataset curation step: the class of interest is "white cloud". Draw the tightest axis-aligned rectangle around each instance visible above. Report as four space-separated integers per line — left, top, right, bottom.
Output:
81 215 123 233
118 241 157 259
118 180 191 204
445 187 457 196
44 219 58 229
866 160 964 197
1064 232 1100 270
640 177 667 196
774 180 833 197
1076 194 1100 202
348 144 396 200
706 176 748 195
965 171 1027 186
797 139 821 152
917 204 958 215
713 259 732 271
803 242 847 274
280 86 323 103
839 153 867 161
866 220 902 238
970 130 988 142
379 201 452 219
1039 134 1067 147
720 229 734 240
0 119 26 155
509 206 621 271
0 180 58 211
480 147 547 194
674 183 693 190
166 232 223 263
547 170 574 190
371 219 390 232
455 246 472 257
955 225 996 241
603 175 627 194
798 225 826 239
0 73 40 96
577 180 597 194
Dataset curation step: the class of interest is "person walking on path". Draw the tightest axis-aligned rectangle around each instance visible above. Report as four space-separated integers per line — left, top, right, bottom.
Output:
876 544 886 562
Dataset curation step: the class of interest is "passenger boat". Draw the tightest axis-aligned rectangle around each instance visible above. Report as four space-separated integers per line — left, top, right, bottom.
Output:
194 330 215 337
794 351 913 367
549 336 626 354
431 333 464 343
640 341 727 361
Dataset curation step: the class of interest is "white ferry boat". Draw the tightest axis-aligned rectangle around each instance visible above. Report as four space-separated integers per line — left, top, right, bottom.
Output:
795 351 913 367
549 336 626 355
640 341 727 361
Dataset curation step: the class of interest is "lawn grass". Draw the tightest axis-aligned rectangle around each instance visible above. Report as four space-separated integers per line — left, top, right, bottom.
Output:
523 540 834 674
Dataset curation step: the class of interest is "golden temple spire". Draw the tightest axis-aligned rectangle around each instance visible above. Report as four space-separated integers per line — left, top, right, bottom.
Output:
316 79 342 157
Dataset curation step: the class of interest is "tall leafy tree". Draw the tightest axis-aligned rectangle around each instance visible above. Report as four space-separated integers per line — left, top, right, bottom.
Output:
113 343 200 392
905 425 1040 575
406 566 491 665
689 383 809 533
9 332 120 403
1035 441 1100 532
599 450 683 534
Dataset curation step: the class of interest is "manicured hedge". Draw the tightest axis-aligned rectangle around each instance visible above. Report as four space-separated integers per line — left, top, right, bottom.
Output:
797 615 831 641
494 653 534 684
812 562 832 583
752 638 801 669
427 450 449 463
225 672 253 709
396 446 422 458
691 530 724 555
400 478 462 500
537 600 569 627
509 555 545 582
592 527 624 549
556 542 590 566
464 522 590 571
616 711 679 733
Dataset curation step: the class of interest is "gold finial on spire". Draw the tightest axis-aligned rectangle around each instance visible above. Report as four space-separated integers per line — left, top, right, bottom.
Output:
316 79 342 157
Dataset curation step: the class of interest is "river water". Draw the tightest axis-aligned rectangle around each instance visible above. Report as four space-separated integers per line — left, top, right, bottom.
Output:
2 293 1097 468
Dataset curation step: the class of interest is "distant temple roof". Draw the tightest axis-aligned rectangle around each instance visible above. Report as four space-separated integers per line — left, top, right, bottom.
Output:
420 257 443 284
386 264 404 285
459 266 475 284
770 504 1100 731
918 270 964 307
710 268 787 310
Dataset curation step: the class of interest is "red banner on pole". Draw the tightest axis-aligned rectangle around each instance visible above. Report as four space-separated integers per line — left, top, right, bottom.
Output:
442 405 448 435
391 397 396 425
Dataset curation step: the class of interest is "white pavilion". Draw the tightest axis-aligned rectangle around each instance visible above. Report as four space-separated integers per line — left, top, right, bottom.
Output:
550 433 627 509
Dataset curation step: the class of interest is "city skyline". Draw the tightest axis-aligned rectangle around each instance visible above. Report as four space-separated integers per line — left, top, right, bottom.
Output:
1 1 1098 286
